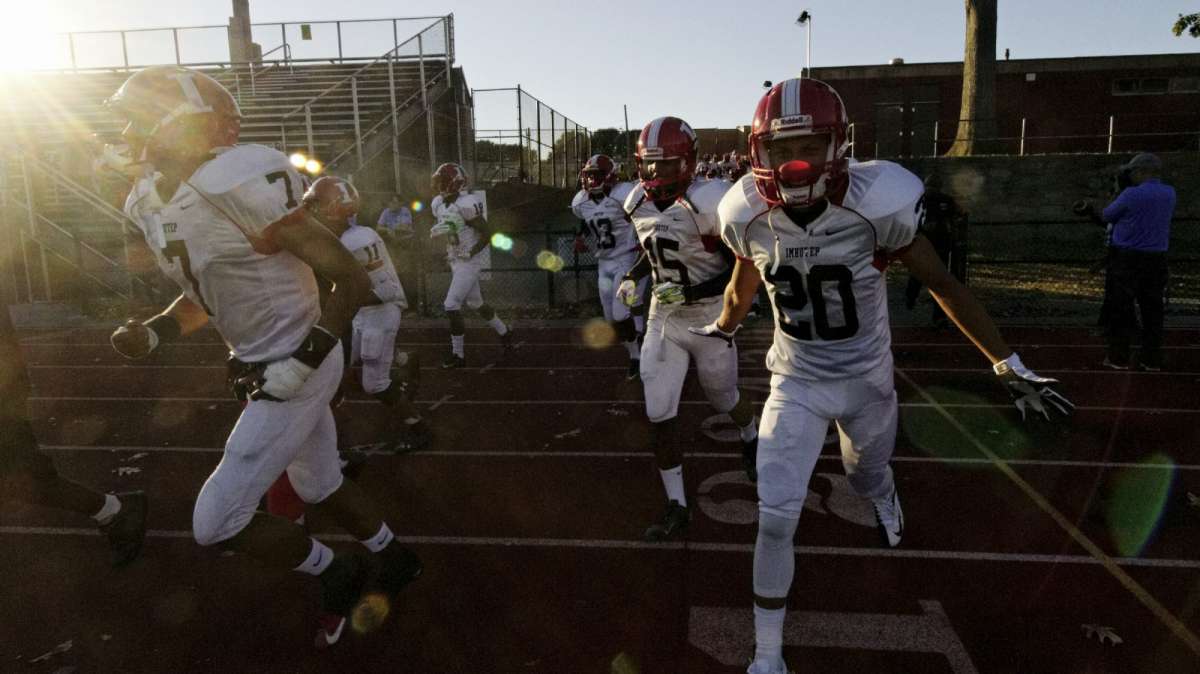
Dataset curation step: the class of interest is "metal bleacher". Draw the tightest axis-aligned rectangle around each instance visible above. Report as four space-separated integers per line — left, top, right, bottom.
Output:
0 15 456 307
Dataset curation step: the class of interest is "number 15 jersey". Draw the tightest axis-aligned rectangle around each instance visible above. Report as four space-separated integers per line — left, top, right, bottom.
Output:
624 179 733 299
719 161 926 381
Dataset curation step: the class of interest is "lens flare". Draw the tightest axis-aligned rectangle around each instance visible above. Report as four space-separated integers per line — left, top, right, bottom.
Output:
350 593 391 634
899 386 1030 464
411 200 424 212
289 153 307 168
536 250 565 273
581 318 616 350
305 159 323 175
491 233 514 251
1105 452 1177 557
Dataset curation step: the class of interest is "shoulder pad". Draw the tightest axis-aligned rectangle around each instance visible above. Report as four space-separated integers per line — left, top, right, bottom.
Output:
718 174 767 229
842 160 924 220
124 174 162 218
340 225 378 249
189 145 291 196
431 195 445 210
687 177 733 213
570 190 589 209
609 181 635 203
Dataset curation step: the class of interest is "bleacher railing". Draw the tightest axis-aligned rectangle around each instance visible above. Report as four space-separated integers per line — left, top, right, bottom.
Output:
472 88 590 190
50 16 453 71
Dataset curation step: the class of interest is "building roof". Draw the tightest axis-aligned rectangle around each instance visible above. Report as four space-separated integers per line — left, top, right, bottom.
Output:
808 52 1200 81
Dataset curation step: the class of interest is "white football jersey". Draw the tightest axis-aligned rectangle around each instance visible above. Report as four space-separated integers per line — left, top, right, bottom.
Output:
720 161 926 381
339 224 407 311
431 190 487 260
570 182 637 260
124 144 320 363
625 178 734 296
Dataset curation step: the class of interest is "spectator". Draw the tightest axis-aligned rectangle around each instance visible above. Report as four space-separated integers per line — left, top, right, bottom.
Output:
905 173 966 327
1100 153 1175 371
376 194 414 241
376 194 418 312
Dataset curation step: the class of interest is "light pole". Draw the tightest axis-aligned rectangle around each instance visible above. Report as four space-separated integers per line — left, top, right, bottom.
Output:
796 10 812 78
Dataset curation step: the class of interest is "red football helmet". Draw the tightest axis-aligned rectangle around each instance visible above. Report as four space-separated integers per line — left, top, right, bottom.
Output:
432 163 467 198
105 66 242 168
635 116 698 201
303 176 360 228
749 77 850 207
580 154 618 195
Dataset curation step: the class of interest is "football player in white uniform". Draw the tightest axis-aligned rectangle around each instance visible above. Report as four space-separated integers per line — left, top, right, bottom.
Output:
571 154 645 378
694 78 1074 674
616 116 760 541
104 66 422 647
429 163 513 368
304 176 431 451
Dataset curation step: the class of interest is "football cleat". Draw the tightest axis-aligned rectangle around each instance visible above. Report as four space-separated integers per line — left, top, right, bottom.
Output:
100 491 148 567
1102 357 1129 370
316 553 371 647
338 448 370 481
390 422 432 454
741 435 758 483
643 500 690 542
747 658 794 674
500 329 516 354
377 543 424 596
441 353 466 369
626 359 641 381
871 484 904 548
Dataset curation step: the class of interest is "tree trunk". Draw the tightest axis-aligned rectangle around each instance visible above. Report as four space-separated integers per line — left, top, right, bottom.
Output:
947 0 998 156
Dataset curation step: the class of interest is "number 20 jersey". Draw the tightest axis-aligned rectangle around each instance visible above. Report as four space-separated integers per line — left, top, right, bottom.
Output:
570 182 637 261
719 161 926 381
124 144 319 363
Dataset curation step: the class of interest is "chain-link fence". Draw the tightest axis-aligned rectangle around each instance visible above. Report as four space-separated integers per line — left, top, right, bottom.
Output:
471 88 590 190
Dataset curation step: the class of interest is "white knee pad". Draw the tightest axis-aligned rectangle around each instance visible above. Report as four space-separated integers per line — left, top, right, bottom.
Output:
753 511 800 598
192 497 252 547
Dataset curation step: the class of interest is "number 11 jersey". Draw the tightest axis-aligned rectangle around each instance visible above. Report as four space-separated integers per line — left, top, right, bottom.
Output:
719 161 926 381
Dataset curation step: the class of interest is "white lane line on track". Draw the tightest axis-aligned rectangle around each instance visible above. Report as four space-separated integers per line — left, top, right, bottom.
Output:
24 364 1200 376
20 341 1200 349
35 444 1200 470
896 368 1200 656
25 396 1200 413
2 526 1199 569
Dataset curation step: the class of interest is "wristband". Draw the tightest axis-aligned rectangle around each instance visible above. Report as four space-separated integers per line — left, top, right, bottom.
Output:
993 353 1021 376
292 325 340 369
145 314 182 344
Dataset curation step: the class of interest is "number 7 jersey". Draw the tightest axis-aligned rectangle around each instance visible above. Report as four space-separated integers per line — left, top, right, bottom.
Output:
123 144 320 363
719 161 926 381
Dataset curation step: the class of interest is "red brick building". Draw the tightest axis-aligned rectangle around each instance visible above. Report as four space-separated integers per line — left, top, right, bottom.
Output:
802 52 1200 158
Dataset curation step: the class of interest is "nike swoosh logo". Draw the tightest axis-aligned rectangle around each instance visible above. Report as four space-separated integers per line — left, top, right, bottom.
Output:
179 203 194 210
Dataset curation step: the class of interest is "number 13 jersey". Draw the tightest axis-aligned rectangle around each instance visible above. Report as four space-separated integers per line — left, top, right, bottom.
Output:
719 161 926 381
124 144 319 364
571 182 637 260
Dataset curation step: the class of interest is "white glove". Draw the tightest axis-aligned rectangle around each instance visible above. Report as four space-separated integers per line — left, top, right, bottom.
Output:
429 222 452 238
993 353 1075 420
652 281 686 305
687 322 741 347
243 357 315 401
616 278 639 307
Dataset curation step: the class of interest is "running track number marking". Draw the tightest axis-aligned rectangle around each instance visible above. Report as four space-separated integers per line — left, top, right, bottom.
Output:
696 470 876 528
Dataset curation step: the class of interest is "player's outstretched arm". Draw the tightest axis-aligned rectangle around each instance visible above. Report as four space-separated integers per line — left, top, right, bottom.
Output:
899 234 1074 420
275 212 372 337
110 294 209 359
688 258 761 345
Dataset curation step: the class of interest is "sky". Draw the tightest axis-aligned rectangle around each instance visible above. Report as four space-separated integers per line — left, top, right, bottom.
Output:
1 0 1195 132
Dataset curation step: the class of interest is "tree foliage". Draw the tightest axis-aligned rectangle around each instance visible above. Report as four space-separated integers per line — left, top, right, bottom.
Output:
1173 12 1200 37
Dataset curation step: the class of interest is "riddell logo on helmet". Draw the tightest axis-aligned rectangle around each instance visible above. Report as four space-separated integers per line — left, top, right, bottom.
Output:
770 115 813 132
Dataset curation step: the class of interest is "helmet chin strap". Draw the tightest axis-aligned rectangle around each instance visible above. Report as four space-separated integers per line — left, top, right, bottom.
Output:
777 160 828 206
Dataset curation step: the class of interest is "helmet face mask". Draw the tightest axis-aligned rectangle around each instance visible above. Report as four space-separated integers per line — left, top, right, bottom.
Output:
636 116 697 202
749 78 849 207
432 163 467 198
104 66 241 173
580 154 617 194
303 176 360 232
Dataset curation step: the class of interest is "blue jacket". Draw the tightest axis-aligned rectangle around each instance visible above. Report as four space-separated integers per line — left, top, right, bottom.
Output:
1102 179 1175 253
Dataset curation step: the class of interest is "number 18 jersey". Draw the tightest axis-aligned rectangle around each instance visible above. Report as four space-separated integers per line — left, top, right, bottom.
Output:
719 161 926 381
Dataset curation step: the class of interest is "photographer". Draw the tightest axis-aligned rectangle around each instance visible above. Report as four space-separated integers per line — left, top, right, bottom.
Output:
1097 153 1175 371
1074 166 1134 333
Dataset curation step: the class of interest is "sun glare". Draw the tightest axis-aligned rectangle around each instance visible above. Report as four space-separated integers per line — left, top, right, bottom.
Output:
0 7 67 71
